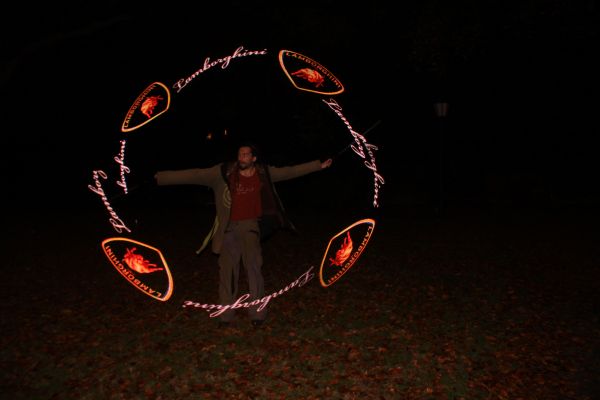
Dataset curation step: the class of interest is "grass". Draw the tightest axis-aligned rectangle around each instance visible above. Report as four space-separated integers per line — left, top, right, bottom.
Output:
1 203 598 399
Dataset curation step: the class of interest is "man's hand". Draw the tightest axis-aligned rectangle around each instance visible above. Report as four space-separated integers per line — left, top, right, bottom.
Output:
321 158 333 169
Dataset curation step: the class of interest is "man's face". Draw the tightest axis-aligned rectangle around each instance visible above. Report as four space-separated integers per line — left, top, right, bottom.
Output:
237 146 256 170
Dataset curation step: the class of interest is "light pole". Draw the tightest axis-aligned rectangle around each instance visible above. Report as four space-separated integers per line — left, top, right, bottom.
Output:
433 101 449 215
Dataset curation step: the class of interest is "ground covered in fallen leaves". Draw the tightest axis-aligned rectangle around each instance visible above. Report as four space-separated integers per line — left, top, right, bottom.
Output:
2 200 598 399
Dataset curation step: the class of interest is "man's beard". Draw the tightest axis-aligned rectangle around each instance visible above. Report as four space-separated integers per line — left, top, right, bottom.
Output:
239 162 252 170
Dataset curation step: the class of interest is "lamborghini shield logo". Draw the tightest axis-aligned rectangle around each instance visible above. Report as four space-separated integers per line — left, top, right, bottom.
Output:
319 219 375 287
102 237 173 301
278 50 344 95
121 82 171 132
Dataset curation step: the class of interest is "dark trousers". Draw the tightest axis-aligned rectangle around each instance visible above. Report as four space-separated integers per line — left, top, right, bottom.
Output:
217 219 266 322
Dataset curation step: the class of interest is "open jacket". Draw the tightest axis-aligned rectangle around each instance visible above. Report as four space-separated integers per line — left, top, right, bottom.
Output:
155 160 323 254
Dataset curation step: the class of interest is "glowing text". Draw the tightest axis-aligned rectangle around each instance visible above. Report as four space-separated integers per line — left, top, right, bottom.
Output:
114 139 130 193
173 46 268 93
88 170 131 233
323 98 385 207
182 266 315 317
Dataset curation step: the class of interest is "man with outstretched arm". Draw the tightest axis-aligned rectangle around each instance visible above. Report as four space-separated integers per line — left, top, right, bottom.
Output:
155 143 332 328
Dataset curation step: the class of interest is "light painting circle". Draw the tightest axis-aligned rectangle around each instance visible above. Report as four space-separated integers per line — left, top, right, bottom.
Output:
90 45 382 304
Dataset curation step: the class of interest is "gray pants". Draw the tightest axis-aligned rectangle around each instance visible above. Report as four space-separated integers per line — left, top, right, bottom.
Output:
217 219 266 322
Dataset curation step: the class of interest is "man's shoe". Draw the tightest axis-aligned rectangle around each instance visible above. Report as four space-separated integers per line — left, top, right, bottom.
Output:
251 320 264 328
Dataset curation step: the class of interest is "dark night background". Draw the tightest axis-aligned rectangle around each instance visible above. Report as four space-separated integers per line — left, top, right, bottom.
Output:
2 0 598 213
1 2 599 398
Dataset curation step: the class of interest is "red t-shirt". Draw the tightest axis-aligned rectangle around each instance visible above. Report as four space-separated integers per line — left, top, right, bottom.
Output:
229 171 262 221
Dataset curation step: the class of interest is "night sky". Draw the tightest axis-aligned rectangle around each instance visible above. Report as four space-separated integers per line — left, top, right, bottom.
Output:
1 1 598 214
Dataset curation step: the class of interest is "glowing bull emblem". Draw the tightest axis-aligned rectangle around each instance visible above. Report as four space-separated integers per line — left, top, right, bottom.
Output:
292 68 324 87
140 95 164 118
319 219 375 287
329 231 353 267
123 247 164 273
102 238 173 301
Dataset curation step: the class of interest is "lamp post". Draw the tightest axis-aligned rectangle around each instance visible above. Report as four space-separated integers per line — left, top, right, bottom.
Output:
433 101 449 215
